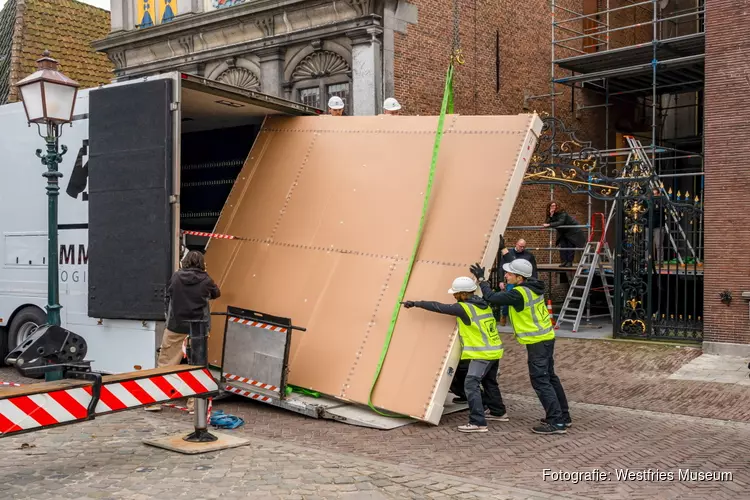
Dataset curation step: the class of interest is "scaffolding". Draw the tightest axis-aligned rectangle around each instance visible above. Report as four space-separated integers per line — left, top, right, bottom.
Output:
551 0 705 179
516 0 706 331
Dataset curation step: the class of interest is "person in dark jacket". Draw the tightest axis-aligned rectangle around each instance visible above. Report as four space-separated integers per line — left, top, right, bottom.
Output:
470 255 571 435
543 201 586 267
146 250 220 412
401 276 508 433
498 238 538 326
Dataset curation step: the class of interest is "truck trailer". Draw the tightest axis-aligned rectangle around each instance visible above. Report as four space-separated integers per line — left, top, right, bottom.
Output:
0 72 320 373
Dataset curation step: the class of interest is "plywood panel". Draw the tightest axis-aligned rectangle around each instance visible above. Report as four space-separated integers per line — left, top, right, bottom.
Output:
205 113 542 421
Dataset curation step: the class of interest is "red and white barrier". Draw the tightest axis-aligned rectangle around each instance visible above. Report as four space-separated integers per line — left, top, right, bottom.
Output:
0 367 218 436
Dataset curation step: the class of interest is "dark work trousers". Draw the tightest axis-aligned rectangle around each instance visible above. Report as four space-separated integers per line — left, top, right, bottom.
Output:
450 359 470 400
526 339 570 425
558 235 576 264
465 359 506 426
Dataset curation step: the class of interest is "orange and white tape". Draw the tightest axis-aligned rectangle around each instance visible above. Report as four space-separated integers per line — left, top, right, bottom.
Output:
181 230 245 240
225 385 272 402
228 316 287 333
223 373 279 393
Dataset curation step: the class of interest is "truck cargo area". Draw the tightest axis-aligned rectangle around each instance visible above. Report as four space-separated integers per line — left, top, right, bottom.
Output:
177 77 315 251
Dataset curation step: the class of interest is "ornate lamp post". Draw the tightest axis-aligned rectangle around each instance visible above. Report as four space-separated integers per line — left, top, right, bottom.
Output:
15 51 80 326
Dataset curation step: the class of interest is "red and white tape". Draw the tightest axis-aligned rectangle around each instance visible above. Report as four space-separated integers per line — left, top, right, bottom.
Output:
181 230 243 240
228 316 287 333
225 385 271 402
1 381 23 387
0 368 218 435
223 373 279 393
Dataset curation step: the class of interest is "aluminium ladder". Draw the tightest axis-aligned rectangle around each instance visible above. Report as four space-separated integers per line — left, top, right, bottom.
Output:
555 213 614 333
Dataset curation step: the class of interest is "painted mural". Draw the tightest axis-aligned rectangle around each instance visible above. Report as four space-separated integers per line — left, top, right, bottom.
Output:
137 0 178 27
212 0 246 9
158 0 176 23
136 0 155 27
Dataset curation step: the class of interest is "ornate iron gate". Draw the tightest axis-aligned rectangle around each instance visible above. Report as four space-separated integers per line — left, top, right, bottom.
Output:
615 185 704 341
516 116 704 342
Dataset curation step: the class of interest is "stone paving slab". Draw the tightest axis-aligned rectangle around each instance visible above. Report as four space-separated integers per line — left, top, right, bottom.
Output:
669 354 750 386
0 412 570 500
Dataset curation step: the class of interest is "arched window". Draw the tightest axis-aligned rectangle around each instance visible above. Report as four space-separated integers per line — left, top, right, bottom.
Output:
290 51 351 114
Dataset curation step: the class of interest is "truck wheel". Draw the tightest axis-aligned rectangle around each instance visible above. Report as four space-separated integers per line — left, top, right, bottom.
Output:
8 306 47 353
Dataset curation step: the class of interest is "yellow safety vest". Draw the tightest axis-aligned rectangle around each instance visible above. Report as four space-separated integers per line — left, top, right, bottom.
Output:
457 302 504 360
508 286 555 344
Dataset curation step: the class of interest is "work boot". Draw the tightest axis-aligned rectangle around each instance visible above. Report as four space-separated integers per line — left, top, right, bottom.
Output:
187 398 195 415
457 423 488 433
532 422 567 435
485 409 509 422
499 315 507 327
452 396 468 404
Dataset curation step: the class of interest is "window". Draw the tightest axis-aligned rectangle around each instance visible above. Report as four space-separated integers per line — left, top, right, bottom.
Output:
290 50 351 113
327 83 350 115
299 87 321 109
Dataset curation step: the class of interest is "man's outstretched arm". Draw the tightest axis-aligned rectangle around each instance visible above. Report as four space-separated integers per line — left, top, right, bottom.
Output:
401 301 470 324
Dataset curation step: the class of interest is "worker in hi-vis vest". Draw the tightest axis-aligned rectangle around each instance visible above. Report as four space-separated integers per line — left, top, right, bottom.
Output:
470 244 571 435
401 276 508 433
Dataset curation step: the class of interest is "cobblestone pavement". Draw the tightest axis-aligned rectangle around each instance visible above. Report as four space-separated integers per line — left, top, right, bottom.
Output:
2 337 750 499
213 394 750 500
0 412 567 500
494 337 750 423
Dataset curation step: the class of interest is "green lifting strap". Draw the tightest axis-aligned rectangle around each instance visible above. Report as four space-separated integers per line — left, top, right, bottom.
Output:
366 63 456 417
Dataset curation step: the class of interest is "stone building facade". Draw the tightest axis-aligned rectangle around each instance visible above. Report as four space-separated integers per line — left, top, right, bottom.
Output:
93 0 602 270
93 0 418 116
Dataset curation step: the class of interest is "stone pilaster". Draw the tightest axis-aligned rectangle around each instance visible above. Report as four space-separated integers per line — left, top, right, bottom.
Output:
347 27 383 116
257 47 285 97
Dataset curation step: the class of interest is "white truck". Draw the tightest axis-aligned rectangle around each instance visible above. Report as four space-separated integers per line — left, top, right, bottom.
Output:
0 72 320 373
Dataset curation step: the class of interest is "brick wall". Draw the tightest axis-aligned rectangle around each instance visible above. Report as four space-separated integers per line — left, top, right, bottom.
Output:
703 0 750 345
393 1 606 299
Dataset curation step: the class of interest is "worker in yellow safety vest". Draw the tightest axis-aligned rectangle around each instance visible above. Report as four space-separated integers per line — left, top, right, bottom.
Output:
401 276 508 433
470 246 571 435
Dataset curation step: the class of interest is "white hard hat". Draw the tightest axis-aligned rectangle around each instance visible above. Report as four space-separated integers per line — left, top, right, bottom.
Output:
383 97 401 111
328 96 345 110
448 276 478 294
502 259 533 278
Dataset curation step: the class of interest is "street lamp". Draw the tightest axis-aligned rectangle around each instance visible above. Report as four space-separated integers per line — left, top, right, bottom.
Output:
15 50 80 327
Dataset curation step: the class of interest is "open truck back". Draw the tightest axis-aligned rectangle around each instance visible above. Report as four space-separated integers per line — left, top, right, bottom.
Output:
0 72 320 374
0 72 458 429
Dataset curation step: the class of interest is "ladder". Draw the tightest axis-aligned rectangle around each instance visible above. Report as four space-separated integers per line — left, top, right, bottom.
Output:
555 213 614 332
623 136 697 265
